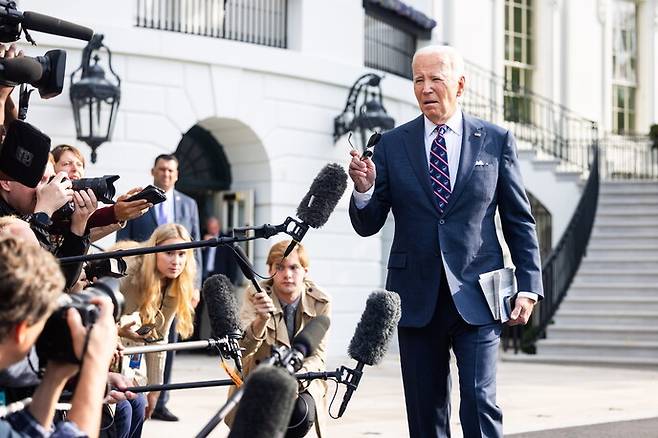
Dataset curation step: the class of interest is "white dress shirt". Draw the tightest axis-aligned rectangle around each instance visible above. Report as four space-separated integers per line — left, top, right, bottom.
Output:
157 189 175 225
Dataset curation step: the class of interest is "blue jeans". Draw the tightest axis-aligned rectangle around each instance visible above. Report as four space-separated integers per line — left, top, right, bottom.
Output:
114 394 147 438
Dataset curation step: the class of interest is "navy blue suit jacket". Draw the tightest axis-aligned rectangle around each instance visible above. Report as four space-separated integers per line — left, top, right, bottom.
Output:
117 189 201 287
349 113 543 328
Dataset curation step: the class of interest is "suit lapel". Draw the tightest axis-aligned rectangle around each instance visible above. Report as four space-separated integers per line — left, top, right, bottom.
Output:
442 114 486 217
402 115 442 217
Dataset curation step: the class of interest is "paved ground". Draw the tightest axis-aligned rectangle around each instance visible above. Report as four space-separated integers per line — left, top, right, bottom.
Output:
142 353 658 437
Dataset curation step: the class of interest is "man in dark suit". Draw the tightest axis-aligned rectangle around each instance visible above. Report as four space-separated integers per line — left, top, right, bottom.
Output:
348 45 543 438
192 216 241 340
117 153 201 422
201 216 239 284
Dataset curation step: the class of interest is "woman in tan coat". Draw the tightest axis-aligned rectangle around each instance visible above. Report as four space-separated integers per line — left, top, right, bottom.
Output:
229 240 331 438
117 223 197 418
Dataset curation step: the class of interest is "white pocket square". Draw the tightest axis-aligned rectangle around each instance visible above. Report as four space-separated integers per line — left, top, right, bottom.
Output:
475 160 488 166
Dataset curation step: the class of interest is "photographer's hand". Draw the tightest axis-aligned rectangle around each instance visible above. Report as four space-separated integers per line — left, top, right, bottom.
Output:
70 189 98 236
114 187 152 221
106 372 137 404
34 171 74 216
66 296 118 436
0 43 21 130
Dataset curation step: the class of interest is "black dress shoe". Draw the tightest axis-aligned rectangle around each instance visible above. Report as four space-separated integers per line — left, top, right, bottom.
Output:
151 407 179 422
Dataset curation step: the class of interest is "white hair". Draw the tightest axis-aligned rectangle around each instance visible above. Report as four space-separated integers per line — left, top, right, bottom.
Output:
412 45 465 80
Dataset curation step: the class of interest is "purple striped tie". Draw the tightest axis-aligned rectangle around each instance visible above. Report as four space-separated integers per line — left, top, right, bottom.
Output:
429 124 451 213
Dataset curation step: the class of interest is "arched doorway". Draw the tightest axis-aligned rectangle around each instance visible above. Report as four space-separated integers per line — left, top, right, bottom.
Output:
174 124 232 223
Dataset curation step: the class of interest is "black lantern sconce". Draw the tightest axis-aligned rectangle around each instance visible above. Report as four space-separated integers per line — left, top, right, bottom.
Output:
333 73 395 150
69 34 121 164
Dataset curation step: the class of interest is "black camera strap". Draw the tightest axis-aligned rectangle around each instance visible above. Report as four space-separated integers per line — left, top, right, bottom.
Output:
18 84 34 121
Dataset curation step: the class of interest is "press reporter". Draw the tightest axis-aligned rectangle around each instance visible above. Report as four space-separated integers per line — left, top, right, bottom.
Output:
117 224 197 421
0 236 118 438
226 240 331 438
0 159 93 289
52 144 152 242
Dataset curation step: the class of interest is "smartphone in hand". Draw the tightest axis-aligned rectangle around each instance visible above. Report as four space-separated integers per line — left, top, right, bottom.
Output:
124 185 166 205
135 323 156 336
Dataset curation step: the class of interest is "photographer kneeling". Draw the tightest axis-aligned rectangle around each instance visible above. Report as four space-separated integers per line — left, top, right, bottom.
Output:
0 236 118 437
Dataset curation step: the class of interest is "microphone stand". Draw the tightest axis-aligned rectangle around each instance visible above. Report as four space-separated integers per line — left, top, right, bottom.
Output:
58 217 308 265
122 336 243 373
122 370 344 394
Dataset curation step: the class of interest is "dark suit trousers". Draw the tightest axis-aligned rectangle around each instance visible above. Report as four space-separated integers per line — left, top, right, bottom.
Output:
397 272 503 438
156 317 177 410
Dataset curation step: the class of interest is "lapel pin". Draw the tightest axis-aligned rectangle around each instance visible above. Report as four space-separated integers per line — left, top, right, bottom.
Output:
474 131 482 138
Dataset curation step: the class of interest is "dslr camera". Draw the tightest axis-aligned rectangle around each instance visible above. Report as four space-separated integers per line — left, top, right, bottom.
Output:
84 257 127 280
36 277 124 364
50 174 120 231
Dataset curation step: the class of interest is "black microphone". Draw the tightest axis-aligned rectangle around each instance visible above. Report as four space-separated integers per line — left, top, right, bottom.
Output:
227 365 298 438
231 243 263 293
283 163 348 257
22 11 94 41
337 290 401 417
202 274 243 372
264 315 330 374
0 119 50 188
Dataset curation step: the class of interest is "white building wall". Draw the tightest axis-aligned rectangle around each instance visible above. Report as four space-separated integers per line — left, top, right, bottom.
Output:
12 0 657 355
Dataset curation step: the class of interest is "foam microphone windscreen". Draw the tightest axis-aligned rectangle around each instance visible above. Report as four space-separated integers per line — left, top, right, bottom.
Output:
0 120 50 188
228 365 297 438
22 11 94 41
292 315 330 358
202 274 242 337
0 57 43 84
348 290 401 366
296 163 348 228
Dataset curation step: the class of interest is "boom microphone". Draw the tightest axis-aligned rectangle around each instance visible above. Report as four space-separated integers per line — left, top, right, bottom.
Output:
283 163 348 257
227 365 297 438
338 290 401 417
202 274 243 372
21 11 94 41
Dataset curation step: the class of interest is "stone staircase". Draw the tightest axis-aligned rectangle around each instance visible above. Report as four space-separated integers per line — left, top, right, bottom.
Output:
533 181 658 366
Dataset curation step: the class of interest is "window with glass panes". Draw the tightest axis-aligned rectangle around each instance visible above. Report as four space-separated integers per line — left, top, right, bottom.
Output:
504 0 533 124
612 1 637 134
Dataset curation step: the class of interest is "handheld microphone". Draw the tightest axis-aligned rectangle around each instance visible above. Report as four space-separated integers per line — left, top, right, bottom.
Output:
283 163 348 258
264 315 330 374
231 243 264 294
21 11 94 41
227 365 298 438
337 290 401 417
195 316 329 438
202 274 244 372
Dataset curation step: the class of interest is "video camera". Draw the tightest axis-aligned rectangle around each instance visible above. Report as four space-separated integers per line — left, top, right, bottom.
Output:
0 2 94 186
36 277 124 364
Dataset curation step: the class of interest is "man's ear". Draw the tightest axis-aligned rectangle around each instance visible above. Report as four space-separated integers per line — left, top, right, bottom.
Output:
12 320 29 345
0 179 12 192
